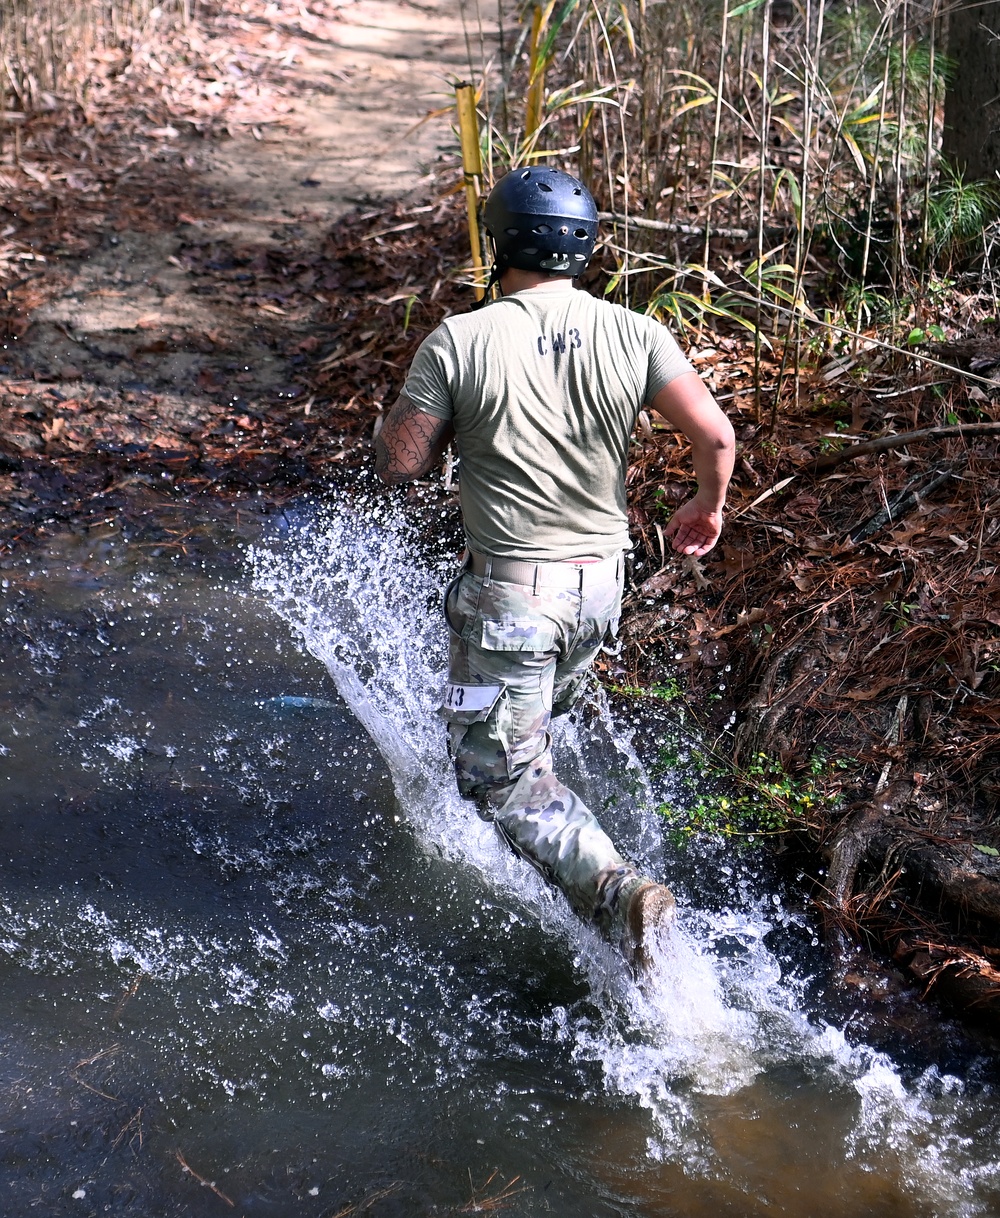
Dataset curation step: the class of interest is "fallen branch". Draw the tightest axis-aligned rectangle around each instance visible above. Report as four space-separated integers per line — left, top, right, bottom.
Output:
847 461 964 545
806 421 1000 474
598 210 764 241
459 1170 529 1213
896 938 1000 1018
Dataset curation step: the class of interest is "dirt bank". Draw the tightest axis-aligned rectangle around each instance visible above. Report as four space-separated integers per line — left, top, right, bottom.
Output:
614 323 1000 1029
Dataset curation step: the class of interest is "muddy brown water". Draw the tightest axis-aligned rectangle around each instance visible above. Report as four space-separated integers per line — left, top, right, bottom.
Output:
1 492 998 1217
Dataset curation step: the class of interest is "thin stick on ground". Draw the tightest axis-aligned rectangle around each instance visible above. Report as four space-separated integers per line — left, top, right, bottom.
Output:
806 421 1000 474
69 1044 123 1102
328 1184 403 1217
459 1169 529 1213
175 1151 236 1208
753 0 772 422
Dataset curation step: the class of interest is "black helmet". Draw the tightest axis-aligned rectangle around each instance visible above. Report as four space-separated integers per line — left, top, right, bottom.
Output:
483 167 598 276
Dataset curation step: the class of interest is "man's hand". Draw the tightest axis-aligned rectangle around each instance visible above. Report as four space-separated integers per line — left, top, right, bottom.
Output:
375 391 455 485
648 372 735 556
663 496 724 556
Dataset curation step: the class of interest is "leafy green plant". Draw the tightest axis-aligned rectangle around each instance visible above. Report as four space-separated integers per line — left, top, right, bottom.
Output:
841 283 894 327
926 165 1000 263
610 678 683 702
906 323 946 345
487 82 619 170
644 284 765 340
637 256 809 343
402 294 420 336
656 747 847 845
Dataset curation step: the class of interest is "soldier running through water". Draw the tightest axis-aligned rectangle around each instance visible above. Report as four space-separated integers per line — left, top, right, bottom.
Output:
375 167 735 973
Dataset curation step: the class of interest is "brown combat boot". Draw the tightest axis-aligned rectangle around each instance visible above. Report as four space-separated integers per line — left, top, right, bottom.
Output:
620 879 677 977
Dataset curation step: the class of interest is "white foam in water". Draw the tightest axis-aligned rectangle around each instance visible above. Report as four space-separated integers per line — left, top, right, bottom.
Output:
249 492 1000 1210
249 499 785 1083
250 498 520 883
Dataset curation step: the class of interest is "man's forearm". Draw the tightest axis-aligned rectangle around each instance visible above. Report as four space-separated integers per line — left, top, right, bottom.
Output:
648 372 735 508
689 431 735 512
649 371 735 555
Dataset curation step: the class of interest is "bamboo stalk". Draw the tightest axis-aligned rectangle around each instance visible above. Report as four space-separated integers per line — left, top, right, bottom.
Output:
590 21 617 213
472 0 491 118
854 34 893 350
892 0 909 299
525 4 546 145
920 0 938 275
496 0 509 134
753 0 772 422
785 0 826 415
456 82 487 300
702 0 731 280
637 0 649 208
590 0 631 305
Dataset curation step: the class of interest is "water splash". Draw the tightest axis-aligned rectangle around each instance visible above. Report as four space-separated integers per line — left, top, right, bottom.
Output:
248 492 999 1210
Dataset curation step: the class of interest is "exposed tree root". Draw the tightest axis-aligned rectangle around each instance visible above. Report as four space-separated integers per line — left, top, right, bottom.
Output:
812 776 1000 1025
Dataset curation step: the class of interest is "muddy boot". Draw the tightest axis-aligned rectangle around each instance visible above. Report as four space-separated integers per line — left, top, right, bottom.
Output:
619 878 677 977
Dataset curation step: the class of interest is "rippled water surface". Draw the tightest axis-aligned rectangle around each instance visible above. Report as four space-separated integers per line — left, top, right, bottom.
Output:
1 490 998 1217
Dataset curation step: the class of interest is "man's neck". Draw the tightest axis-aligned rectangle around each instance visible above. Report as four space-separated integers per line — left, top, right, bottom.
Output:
499 269 575 295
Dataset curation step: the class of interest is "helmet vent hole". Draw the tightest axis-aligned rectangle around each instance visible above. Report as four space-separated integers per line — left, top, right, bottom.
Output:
573 188 582 194
538 182 553 192
574 229 589 239
522 247 538 255
520 169 531 179
532 223 552 234
559 225 569 234
505 227 520 236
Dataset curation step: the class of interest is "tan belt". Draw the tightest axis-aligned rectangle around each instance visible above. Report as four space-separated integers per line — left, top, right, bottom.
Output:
467 550 622 590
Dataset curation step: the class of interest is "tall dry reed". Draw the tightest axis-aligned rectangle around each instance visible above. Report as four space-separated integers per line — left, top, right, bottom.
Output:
478 0 966 407
0 0 186 116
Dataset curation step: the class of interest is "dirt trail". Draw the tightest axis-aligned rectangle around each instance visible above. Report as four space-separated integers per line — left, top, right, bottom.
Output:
0 0 494 530
205 0 489 222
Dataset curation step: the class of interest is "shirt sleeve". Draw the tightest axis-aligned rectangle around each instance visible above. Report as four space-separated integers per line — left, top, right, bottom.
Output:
644 318 695 403
401 326 456 420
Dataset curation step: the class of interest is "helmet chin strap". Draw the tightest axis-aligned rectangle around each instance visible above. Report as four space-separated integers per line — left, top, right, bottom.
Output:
470 262 501 311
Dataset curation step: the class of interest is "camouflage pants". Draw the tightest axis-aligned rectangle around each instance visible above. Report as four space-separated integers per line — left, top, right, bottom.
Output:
439 554 641 937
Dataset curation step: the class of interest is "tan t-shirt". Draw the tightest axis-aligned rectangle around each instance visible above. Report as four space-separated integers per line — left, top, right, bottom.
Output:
403 281 693 561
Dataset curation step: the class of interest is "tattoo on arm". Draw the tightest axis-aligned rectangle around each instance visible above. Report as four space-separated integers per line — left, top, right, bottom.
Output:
374 392 455 485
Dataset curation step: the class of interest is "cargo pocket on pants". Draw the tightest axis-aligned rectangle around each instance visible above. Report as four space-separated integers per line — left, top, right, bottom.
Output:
479 619 557 653
443 573 483 643
438 682 514 797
